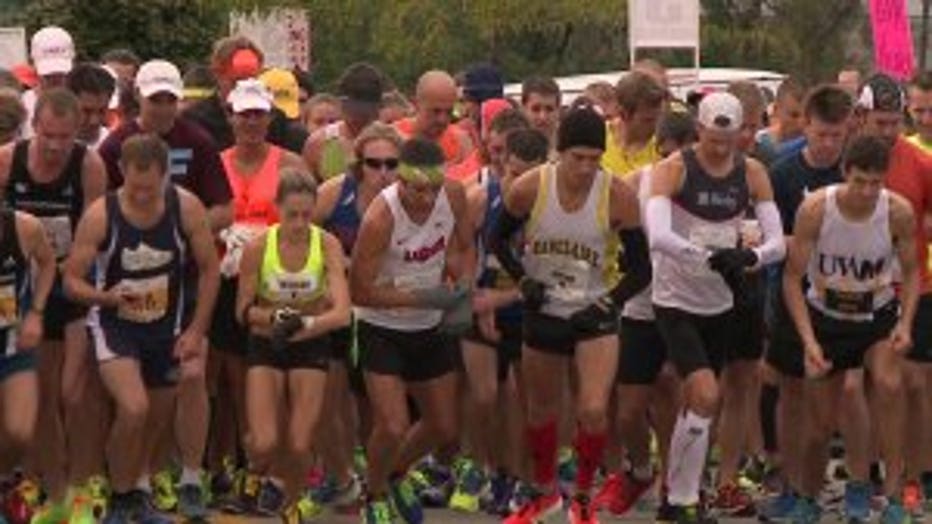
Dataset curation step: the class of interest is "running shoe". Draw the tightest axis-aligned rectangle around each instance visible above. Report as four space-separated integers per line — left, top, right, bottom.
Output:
310 475 338 505
656 496 677 524
568 493 598 524
448 459 487 513
361 498 394 524
757 490 798 522
905 480 924 521
128 490 172 524
3 477 42 524
84 476 109 519
844 480 872 523
411 459 453 508
27 502 68 524
881 498 912 524
485 473 515 516
282 495 321 524
225 471 261 514
177 483 208 519
558 448 577 494
100 493 132 524
150 471 176 513
329 474 362 511
256 479 286 516
503 488 561 524
209 456 237 506
592 473 622 512
670 503 718 524
787 496 822 524
607 472 654 516
710 482 755 517
508 481 536 514
66 493 95 524
389 475 423 524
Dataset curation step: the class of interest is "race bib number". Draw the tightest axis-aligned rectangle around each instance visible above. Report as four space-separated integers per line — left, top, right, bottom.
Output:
38 215 73 259
824 288 873 315
267 272 320 302
0 283 17 329
117 275 170 324
689 223 738 250
219 224 266 277
541 257 590 304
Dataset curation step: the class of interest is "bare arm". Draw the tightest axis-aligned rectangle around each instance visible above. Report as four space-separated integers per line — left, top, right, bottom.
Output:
312 174 345 226
349 196 419 308
296 232 351 338
179 190 221 335
782 193 824 353
206 203 234 233
236 232 269 328
891 195 920 331
444 180 476 283
17 212 56 313
488 167 540 282
63 199 117 307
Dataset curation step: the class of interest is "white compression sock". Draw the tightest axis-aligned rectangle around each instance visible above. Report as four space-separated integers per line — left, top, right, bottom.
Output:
665 410 712 506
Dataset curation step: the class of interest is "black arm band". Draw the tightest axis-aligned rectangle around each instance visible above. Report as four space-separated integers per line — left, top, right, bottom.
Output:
489 208 529 283
609 227 652 305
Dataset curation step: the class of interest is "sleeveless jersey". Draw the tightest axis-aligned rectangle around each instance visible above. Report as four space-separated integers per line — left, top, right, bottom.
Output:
475 168 521 321
90 187 187 336
258 224 326 306
355 183 455 331
395 118 467 165
523 164 619 319
319 123 352 181
218 146 282 276
806 185 897 322
323 174 362 258
651 149 750 315
622 165 656 321
6 140 86 261
0 210 29 356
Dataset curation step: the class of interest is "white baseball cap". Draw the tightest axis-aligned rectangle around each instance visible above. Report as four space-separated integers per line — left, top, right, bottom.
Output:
227 78 273 113
697 92 743 133
31 26 75 77
135 60 183 99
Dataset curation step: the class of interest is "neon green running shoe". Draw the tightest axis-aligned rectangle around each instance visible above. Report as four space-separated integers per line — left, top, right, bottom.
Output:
151 470 177 512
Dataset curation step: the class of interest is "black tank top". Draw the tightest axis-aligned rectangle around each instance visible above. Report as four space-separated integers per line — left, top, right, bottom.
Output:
674 148 750 222
94 187 187 337
0 208 28 354
6 140 86 260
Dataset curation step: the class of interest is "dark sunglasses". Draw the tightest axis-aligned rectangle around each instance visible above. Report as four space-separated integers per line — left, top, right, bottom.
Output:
363 157 400 170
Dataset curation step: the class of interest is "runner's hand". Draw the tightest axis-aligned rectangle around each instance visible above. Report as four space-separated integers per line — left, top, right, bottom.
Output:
569 295 618 335
518 277 547 312
472 289 497 316
174 329 206 379
477 310 501 343
16 310 43 350
441 288 473 336
803 341 831 378
708 248 759 274
271 307 303 350
888 321 913 354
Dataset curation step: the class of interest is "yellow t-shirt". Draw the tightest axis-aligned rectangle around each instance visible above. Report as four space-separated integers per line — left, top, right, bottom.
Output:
601 122 659 180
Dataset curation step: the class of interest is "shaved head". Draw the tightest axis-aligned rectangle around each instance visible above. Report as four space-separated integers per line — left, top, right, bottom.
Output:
414 70 457 139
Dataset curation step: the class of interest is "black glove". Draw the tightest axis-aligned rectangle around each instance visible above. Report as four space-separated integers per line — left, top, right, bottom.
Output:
708 248 759 275
519 277 547 312
413 284 469 311
570 296 619 335
441 289 473 336
271 307 303 351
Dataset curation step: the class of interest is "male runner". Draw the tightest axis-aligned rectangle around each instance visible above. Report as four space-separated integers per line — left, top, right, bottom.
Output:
761 84 858 521
21 26 75 139
0 87 108 514
0 209 56 516
351 138 474 524
99 59 232 517
601 71 665 179
519 77 561 147
63 133 219 524
755 78 806 166
492 106 651 524
65 63 116 149
908 71 932 152
782 134 918 524
646 92 786 523
857 73 932 517
395 71 474 166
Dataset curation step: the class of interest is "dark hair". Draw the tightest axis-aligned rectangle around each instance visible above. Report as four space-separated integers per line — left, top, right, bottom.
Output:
861 73 905 113
308 93 340 110
0 88 25 139
276 167 318 203
843 135 891 174
804 84 853 124
33 87 79 123
776 77 806 103
293 68 314 97
488 108 529 136
120 133 169 174
400 138 445 167
616 71 666 115
66 63 116 98
911 70 932 92
656 111 698 146
727 81 766 120
521 76 560 105
101 48 140 68
182 65 216 90
505 128 550 164
338 62 384 103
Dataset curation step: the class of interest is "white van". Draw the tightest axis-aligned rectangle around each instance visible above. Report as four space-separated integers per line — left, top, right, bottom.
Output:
503 67 786 105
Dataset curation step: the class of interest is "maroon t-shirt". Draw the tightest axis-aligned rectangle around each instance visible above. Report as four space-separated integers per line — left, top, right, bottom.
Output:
99 118 232 207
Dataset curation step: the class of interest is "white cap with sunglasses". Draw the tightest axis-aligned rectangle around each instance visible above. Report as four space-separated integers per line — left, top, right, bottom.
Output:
227 78 274 114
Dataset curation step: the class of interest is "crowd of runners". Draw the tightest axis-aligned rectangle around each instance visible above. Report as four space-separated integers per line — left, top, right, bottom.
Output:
1 23 932 524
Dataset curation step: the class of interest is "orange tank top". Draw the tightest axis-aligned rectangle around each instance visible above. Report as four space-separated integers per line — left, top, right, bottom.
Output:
395 117 466 165
221 145 283 225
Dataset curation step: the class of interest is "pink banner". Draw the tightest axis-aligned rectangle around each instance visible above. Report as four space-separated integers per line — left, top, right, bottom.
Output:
869 0 916 81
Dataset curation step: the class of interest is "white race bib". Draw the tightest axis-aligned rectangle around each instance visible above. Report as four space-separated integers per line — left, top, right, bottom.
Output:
267 272 320 303
117 275 170 324
38 215 73 259
541 257 590 304
689 223 738 250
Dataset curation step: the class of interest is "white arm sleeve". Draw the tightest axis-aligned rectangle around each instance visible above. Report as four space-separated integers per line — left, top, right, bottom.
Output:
645 195 710 266
752 200 786 266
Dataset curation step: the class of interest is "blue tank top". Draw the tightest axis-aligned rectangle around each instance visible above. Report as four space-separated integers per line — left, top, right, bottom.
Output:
93 186 187 337
476 169 522 322
324 174 361 256
0 209 30 356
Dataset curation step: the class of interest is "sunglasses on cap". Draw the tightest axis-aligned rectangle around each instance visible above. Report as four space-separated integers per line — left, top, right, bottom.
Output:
363 157 400 170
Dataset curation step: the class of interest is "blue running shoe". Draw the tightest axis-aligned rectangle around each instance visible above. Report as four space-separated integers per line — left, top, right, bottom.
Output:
844 481 871 522
881 499 912 524
758 490 798 521
389 476 424 524
787 496 822 524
